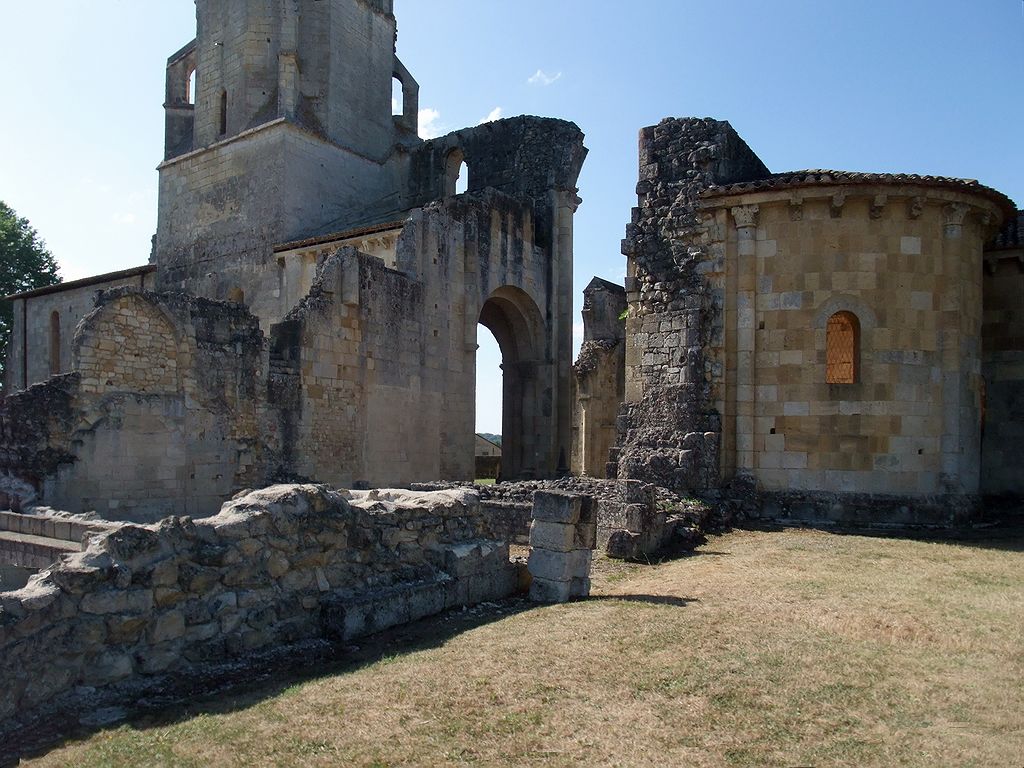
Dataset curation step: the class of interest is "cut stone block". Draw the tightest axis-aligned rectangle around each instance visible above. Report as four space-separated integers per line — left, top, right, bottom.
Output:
532 491 582 524
529 577 572 603
528 548 592 583
529 520 576 552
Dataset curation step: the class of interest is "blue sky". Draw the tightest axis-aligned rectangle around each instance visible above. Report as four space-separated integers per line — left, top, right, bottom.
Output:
1 1 1022 434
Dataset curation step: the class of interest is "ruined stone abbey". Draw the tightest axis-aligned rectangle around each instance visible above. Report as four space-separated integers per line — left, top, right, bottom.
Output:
1 0 1021 529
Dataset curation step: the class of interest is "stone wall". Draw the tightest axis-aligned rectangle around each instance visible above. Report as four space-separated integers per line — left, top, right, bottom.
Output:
700 186 1002 499
4 267 156 394
0 485 516 732
572 278 626 478
981 232 1024 496
613 118 770 493
612 116 1017 524
2 289 270 521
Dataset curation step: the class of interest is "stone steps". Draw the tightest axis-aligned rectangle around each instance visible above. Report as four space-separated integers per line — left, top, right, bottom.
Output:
0 530 81 572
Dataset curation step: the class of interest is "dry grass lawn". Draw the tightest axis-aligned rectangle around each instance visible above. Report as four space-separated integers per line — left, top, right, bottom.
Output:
21 527 1024 767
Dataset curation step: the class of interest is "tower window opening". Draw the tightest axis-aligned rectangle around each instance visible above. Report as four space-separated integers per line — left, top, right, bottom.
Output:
392 77 403 116
49 311 61 375
826 311 860 384
219 90 228 136
187 69 196 105
445 148 468 196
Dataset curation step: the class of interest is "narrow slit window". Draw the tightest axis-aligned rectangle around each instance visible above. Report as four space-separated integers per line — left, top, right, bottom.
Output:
49 311 61 375
219 90 228 135
826 311 859 384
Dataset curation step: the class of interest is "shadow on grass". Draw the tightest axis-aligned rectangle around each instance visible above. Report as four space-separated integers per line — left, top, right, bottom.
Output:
738 518 1024 553
588 594 698 608
2 597 538 767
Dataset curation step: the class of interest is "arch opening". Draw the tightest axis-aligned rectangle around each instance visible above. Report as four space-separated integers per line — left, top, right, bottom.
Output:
445 149 468 196
476 286 546 481
187 69 196 105
826 310 860 384
475 325 503 482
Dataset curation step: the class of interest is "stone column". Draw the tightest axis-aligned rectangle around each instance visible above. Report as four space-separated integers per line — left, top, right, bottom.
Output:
550 189 582 477
731 205 759 474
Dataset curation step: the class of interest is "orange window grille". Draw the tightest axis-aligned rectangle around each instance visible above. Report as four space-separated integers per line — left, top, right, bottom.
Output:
826 311 858 384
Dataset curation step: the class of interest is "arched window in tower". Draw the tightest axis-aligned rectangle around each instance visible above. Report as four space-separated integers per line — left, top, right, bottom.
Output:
219 89 228 136
826 311 859 384
445 148 468 196
49 311 61 375
392 76 403 116
187 68 197 105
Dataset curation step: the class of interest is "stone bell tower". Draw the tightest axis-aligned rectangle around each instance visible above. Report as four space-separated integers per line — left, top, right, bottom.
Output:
155 0 420 322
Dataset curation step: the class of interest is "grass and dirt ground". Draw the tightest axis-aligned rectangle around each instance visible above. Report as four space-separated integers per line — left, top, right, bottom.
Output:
19 527 1024 767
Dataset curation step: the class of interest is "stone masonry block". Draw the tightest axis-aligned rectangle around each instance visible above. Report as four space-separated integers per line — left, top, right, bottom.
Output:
529 520 576 553
532 491 582 524
527 548 592 583
529 577 572 604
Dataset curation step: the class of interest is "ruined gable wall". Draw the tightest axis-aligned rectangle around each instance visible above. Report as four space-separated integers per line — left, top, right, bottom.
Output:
5 271 158 394
613 118 770 493
981 245 1024 496
3 290 271 522
0 485 516 731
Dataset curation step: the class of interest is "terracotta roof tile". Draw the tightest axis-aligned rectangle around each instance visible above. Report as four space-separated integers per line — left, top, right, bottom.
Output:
704 169 1016 219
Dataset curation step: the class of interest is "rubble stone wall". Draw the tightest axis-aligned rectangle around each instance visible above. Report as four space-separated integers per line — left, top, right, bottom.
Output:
0 485 516 731
614 118 770 493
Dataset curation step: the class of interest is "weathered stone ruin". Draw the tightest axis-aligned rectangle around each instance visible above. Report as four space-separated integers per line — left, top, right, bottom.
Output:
0 485 524 732
571 278 626 479
601 117 1022 526
2 0 586 521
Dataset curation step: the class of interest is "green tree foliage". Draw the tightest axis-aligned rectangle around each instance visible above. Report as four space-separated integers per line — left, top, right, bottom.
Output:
0 201 61 394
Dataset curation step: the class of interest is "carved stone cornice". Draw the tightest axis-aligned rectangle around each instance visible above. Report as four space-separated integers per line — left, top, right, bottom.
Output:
908 196 925 219
869 194 887 220
730 205 759 229
943 202 969 227
829 192 847 219
788 195 803 221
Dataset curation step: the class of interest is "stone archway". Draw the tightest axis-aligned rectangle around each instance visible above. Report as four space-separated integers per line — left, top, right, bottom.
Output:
478 286 548 481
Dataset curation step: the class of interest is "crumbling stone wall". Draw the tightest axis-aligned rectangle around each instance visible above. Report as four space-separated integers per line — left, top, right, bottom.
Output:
613 118 769 493
0 485 516 731
3 267 157 393
572 278 626 478
3 289 270 521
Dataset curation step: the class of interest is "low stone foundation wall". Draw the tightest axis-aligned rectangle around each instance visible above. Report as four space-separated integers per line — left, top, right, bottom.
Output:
480 500 532 545
414 479 711 560
753 490 985 529
0 485 516 732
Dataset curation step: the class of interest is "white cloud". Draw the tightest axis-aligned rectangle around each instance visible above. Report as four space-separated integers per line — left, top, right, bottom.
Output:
418 107 444 139
528 69 562 86
112 212 138 226
478 107 503 124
